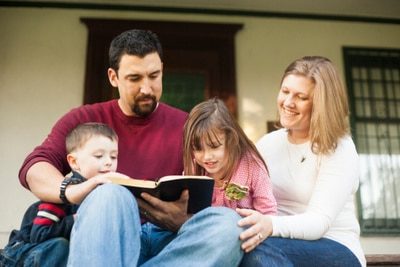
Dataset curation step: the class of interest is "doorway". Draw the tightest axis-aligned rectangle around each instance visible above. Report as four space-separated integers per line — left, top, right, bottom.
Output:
81 18 243 117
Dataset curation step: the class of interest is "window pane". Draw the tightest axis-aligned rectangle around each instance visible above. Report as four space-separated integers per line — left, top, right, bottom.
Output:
343 47 400 234
161 72 206 113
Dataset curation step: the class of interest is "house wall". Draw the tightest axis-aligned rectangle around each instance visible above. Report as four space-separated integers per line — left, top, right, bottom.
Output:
1 6 399 252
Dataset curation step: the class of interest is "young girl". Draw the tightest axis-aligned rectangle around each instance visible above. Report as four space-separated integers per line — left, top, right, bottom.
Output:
183 98 277 215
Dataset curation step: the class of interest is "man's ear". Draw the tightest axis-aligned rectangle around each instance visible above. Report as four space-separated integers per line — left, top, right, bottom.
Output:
108 68 118 88
67 154 79 171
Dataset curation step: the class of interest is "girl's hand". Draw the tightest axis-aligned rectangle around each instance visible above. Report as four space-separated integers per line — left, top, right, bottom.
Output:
236 208 273 253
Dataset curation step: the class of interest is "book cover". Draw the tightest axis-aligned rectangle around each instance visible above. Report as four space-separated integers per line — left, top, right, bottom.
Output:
109 175 214 213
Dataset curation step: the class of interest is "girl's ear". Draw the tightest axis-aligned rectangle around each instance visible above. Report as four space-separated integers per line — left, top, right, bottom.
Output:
67 154 79 171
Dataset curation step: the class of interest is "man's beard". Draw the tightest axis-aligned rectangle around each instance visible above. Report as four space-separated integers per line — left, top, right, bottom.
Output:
132 94 157 117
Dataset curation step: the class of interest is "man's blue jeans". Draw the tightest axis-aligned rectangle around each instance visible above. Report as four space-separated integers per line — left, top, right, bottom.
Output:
240 236 361 267
67 183 244 266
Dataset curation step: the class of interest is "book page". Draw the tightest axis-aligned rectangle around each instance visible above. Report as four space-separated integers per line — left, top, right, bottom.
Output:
158 175 213 183
108 177 157 189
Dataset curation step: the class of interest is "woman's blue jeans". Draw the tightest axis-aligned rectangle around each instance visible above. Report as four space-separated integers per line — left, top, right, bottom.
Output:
240 236 361 267
67 183 244 266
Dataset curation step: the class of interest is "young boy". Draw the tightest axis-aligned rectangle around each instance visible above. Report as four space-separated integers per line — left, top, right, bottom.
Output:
0 123 119 267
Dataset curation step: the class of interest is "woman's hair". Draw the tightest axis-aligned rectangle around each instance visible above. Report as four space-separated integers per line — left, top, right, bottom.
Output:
66 122 118 154
279 56 350 155
183 98 267 182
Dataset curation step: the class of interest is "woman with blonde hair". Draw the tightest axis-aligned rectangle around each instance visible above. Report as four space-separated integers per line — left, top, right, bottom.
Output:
238 56 366 266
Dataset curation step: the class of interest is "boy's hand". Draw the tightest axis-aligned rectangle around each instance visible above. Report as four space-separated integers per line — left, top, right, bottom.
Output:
66 172 128 204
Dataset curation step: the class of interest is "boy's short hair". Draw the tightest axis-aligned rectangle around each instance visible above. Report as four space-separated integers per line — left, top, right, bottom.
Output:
66 123 118 154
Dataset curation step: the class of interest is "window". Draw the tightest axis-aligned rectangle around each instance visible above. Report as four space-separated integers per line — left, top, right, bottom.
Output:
343 47 400 235
161 72 206 113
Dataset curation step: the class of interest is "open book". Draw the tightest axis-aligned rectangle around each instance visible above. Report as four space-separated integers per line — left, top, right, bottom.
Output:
109 175 214 213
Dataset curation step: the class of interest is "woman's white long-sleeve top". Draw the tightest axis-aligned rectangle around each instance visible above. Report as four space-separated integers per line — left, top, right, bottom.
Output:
256 128 366 266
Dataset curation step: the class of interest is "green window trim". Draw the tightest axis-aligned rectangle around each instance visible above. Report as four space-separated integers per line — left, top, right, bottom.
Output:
343 47 400 235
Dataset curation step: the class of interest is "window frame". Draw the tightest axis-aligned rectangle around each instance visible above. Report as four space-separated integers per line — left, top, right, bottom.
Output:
343 46 400 235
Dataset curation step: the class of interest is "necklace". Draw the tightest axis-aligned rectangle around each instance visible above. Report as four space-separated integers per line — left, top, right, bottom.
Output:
287 140 310 163
287 131 311 163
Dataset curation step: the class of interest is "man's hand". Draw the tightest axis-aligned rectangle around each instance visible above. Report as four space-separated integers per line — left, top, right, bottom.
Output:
137 189 192 232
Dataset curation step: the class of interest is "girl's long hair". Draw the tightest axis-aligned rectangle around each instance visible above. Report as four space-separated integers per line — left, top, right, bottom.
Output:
183 98 267 182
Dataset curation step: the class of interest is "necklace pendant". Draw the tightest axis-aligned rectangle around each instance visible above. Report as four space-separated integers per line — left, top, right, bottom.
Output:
300 156 306 163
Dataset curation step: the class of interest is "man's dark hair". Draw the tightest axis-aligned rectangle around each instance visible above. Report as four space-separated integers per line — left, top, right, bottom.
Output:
109 29 163 72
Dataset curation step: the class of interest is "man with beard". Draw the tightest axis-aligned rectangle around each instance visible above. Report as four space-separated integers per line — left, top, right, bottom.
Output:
17 29 244 266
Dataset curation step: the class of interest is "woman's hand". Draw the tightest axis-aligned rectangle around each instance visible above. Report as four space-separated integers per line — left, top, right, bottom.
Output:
236 208 273 253
137 189 192 232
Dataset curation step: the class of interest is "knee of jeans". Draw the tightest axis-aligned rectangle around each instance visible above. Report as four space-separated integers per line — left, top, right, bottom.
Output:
87 183 133 204
241 242 291 267
216 206 242 224
38 237 69 254
207 207 243 234
52 237 69 248
82 184 140 220
240 252 264 267
210 206 241 219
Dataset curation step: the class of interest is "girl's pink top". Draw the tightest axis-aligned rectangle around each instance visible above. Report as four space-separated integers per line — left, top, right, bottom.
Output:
211 153 277 215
